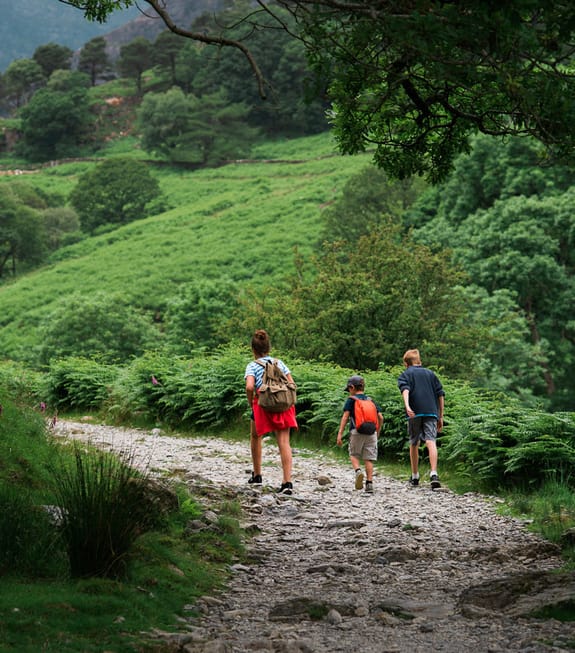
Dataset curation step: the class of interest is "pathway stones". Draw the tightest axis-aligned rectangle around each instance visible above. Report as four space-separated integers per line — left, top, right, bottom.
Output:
54 421 575 652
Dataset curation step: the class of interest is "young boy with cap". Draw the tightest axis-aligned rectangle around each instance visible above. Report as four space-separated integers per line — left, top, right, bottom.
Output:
336 375 383 493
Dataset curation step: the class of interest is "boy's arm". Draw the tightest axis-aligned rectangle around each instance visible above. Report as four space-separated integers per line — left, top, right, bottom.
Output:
377 411 384 433
402 389 415 417
336 411 350 447
437 395 444 432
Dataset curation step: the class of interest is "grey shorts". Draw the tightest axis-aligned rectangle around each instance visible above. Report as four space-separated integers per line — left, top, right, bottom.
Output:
407 417 437 446
349 431 378 461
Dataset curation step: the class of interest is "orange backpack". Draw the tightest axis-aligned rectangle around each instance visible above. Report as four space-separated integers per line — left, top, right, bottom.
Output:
351 396 378 434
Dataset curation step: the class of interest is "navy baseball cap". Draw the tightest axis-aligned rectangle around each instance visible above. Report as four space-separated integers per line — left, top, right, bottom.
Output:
344 375 364 391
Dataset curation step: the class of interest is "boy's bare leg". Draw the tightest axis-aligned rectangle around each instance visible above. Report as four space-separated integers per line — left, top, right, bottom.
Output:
409 443 419 476
426 440 438 473
365 459 374 481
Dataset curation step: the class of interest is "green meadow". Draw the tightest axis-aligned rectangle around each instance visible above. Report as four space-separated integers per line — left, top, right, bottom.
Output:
0 133 371 359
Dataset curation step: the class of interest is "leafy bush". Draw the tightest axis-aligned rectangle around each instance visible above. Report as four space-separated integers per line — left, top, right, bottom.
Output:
108 345 249 428
442 396 575 490
38 292 161 366
44 357 120 410
29 346 575 494
0 360 44 405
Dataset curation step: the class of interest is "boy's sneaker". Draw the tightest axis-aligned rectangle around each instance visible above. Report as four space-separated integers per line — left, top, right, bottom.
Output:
354 469 365 490
248 472 262 486
365 480 374 493
430 473 441 489
409 477 419 487
278 482 293 495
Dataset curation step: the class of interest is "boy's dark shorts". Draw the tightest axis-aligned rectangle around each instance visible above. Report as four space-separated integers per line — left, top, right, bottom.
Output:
407 417 438 446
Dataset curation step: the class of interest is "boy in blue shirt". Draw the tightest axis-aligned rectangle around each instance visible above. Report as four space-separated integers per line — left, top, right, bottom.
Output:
337 375 383 493
397 349 445 488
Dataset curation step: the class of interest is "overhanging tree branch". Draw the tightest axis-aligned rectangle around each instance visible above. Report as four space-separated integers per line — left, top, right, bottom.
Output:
59 0 575 181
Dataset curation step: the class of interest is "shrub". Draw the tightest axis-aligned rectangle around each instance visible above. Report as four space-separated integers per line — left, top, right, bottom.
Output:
0 360 44 405
38 292 161 366
442 397 575 491
44 357 120 410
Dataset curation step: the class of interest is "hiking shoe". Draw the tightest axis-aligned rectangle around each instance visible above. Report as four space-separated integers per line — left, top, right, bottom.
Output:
278 482 293 495
365 480 374 494
430 474 441 489
248 472 262 486
354 469 365 490
409 477 419 487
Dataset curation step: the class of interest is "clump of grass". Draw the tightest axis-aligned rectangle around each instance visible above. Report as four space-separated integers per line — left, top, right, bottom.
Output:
503 480 575 560
51 444 171 579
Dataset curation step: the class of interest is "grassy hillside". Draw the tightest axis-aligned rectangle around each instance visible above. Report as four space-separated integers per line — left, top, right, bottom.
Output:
0 133 371 361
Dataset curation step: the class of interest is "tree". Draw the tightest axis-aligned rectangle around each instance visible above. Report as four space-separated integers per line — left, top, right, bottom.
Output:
18 80 93 162
117 37 152 95
33 43 73 78
269 39 328 136
227 220 476 373
319 165 427 247
1 58 44 109
452 194 575 406
78 36 110 86
0 187 46 277
69 158 161 233
410 137 575 409
153 30 184 87
42 206 82 251
163 279 240 354
459 286 549 405
137 88 259 165
61 1 575 182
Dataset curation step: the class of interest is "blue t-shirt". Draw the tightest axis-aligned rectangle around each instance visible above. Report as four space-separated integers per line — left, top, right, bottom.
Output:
245 356 291 389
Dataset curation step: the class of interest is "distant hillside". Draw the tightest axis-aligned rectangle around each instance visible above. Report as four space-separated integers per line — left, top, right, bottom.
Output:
0 0 137 71
0 0 226 72
103 0 228 59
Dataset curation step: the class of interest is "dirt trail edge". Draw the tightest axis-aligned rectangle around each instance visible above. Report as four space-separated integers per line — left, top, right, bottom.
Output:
54 420 575 653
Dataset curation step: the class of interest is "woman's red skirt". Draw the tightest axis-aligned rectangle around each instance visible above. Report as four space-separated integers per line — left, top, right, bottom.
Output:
252 397 298 436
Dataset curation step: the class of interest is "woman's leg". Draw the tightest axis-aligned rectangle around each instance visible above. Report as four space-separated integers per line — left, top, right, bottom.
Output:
275 428 292 483
250 420 262 476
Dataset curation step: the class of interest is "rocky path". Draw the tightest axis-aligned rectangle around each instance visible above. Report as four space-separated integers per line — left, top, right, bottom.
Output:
54 420 575 653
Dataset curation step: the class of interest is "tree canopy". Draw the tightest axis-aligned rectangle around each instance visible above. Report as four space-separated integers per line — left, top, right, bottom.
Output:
69 158 162 232
59 0 575 181
408 135 575 409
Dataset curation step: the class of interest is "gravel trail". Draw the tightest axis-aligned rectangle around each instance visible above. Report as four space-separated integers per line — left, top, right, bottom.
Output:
54 420 575 653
